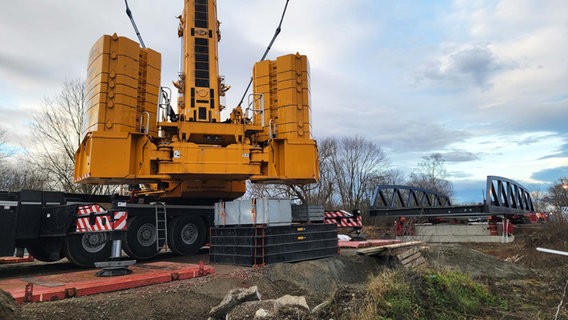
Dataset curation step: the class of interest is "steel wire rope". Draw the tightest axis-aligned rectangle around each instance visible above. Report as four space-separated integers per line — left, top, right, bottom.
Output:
237 0 290 107
124 0 146 48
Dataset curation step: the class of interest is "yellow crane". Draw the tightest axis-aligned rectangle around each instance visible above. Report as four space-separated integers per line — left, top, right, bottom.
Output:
1 2 339 268
74 0 319 201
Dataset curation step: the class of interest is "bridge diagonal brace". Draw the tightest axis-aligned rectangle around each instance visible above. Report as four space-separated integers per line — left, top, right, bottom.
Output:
370 176 534 218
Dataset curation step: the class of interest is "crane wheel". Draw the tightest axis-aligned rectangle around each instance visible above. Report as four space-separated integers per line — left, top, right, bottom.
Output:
63 233 111 267
167 216 207 256
122 216 160 260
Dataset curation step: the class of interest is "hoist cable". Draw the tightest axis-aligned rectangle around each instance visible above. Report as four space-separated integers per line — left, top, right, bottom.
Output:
237 0 290 107
124 0 146 48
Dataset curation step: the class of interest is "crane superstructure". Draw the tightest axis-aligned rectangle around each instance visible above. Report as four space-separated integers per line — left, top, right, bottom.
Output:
74 0 319 201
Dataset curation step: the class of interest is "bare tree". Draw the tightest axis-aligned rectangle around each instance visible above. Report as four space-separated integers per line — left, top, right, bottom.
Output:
383 168 407 185
243 182 319 206
305 137 338 208
244 137 338 208
0 161 49 191
284 137 338 208
244 182 293 199
408 153 453 198
0 129 48 191
0 129 13 162
27 79 115 194
546 178 568 212
243 136 390 213
328 136 389 212
530 189 549 213
0 129 11 189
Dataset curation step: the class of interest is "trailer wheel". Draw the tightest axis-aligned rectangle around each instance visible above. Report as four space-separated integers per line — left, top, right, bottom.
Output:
122 216 160 260
64 232 111 267
167 216 206 256
27 239 63 262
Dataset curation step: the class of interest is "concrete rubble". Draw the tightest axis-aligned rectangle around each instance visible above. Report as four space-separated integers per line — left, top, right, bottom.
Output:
209 286 312 320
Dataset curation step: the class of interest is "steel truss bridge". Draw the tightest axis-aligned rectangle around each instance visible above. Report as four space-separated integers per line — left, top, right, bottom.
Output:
369 176 534 218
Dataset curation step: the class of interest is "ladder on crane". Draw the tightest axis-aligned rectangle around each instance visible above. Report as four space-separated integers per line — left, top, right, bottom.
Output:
152 202 168 251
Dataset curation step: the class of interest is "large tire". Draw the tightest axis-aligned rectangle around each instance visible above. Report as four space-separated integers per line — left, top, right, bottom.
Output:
27 238 63 262
167 216 207 256
122 216 160 260
64 232 111 267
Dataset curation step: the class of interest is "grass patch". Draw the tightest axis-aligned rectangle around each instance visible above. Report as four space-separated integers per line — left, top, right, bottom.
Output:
357 269 507 320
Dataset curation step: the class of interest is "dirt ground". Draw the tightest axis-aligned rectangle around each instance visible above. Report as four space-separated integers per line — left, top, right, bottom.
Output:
2 223 568 319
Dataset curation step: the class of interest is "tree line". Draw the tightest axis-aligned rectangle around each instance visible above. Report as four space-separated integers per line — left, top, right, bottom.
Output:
1 79 566 214
0 80 112 194
246 137 453 213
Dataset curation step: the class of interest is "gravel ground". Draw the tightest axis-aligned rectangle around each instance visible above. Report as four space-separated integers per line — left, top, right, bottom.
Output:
2 225 568 319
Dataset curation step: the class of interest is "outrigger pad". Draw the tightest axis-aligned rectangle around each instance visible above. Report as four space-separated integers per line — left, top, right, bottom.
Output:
95 259 136 277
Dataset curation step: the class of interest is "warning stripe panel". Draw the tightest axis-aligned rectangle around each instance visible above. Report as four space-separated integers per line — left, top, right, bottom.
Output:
324 210 353 218
324 210 362 228
75 205 128 232
76 216 112 232
77 204 105 215
113 211 128 230
77 218 86 231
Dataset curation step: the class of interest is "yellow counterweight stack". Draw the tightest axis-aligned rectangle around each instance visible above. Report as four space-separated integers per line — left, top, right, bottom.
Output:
250 53 319 184
83 34 161 136
74 34 163 184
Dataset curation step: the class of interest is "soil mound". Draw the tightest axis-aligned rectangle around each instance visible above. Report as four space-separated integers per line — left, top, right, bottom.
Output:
255 253 382 306
0 288 20 320
422 243 533 279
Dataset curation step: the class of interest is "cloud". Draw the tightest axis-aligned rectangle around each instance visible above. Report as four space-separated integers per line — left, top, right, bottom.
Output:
531 167 568 183
0 52 61 88
417 44 514 90
447 171 473 179
451 178 488 204
441 150 479 162
517 134 551 146
377 121 471 152
539 141 568 160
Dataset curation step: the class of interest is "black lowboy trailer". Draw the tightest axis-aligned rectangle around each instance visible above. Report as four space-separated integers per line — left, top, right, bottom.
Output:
0 190 214 267
0 190 119 266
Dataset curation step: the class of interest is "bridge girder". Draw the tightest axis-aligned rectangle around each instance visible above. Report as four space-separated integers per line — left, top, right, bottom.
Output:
369 176 534 217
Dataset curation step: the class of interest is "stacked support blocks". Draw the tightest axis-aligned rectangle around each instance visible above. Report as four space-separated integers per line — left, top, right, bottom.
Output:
210 224 338 266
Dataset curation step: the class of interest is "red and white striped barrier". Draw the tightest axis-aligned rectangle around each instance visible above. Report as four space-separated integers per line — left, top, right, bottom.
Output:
324 210 363 228
76 204 128 232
